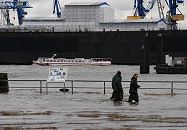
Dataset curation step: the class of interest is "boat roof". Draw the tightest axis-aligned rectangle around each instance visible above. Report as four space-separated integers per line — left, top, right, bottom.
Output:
65 2 109 7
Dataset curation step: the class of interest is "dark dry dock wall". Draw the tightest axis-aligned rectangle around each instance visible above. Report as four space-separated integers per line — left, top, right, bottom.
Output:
0 30 187 65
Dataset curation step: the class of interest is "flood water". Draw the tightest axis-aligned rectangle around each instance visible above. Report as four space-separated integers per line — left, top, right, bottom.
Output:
0 65 187 130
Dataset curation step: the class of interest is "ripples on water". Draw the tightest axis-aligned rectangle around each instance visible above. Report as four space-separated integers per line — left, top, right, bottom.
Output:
1 65 187 81
0 65 187 129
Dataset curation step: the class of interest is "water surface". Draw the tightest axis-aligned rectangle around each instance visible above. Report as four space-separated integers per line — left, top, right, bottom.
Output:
0 65 187 130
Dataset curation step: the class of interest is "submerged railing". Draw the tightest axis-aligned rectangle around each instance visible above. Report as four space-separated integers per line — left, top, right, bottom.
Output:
1 79 187 95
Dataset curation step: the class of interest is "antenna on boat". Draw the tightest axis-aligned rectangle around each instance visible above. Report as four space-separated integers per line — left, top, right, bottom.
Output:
51 54 57 59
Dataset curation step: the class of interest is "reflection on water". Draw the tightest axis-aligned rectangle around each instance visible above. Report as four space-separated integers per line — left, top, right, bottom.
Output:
0 65 187 129
0 111 52 116
0 127 57 130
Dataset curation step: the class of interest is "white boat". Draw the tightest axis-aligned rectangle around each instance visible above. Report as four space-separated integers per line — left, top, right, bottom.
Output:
33 54 111 66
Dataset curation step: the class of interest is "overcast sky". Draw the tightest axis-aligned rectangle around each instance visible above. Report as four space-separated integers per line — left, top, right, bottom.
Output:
1 0 186 28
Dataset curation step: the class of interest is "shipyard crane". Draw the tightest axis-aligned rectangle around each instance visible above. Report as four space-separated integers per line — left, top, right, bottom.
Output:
132 0 184 29
53 0 61 18
0 0 32 25
0 8 11 25
133 0 157 18
166 0 184 29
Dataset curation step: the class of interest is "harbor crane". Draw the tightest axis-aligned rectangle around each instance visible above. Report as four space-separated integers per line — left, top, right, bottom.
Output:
132 0 184 29
53 0 61 18
0 0 32 25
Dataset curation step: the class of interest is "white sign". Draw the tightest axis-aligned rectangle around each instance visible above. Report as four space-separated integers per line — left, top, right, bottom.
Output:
47 67 68 82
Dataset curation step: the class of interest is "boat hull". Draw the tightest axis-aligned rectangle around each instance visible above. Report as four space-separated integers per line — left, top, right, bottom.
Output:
155 65 187 74
0 30 187 65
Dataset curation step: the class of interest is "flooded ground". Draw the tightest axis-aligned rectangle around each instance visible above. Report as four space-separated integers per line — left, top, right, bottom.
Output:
0 65 187 130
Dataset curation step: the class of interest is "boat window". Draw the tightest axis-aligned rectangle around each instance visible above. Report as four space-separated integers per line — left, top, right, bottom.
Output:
46 60 49 62
50 60 52 62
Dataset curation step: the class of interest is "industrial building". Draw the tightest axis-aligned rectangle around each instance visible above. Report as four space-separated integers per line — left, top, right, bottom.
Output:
22 2 167 32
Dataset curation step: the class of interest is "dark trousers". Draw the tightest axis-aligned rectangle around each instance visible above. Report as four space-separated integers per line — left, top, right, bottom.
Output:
111 90 123 101
128 93 139 102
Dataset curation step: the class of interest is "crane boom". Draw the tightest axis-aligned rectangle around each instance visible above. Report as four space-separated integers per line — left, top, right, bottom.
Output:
133 0 184 29
134 0 157 17
53 0 61 18
134 0 184 18
168 0 184 16
0 0 32 25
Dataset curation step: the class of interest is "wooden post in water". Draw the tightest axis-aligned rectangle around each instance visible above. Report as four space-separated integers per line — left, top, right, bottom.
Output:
71 81 74 94
157 33 165 65
171 82 174 96
140 32 150 74
40 81 42 94
0 73 9 93
104 81 106 95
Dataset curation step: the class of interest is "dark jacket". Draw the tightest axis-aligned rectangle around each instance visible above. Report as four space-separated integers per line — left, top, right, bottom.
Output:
112 74 123 92
129 77 140 94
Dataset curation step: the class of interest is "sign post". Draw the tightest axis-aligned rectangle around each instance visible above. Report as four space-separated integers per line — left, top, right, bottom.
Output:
46 66 68 94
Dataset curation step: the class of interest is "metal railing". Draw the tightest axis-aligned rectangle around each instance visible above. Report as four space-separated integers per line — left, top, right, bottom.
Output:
1 79 187 95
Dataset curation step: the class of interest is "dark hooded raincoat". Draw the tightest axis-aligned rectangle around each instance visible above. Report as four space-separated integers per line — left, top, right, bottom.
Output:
128 77 140 102
111 74 123 101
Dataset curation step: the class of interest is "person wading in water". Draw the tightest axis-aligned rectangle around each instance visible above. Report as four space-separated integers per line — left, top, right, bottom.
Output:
110 71 123 101
127 74 140 103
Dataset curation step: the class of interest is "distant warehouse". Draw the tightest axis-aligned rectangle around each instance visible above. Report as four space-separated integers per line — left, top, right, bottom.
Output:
22 2 167 32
